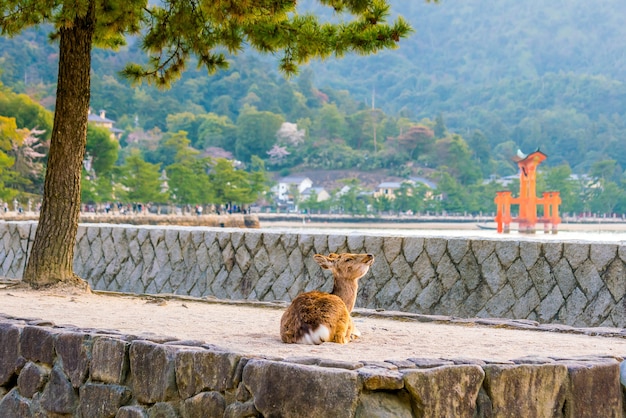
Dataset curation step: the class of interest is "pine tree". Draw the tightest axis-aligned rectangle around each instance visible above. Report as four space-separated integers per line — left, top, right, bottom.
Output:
0 0 416 288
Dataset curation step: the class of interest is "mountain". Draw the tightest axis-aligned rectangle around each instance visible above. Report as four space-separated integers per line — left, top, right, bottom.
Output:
304 0 626 171
1 0 626 173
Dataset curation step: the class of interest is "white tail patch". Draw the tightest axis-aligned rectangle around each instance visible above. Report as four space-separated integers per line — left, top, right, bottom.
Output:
297 324 331 345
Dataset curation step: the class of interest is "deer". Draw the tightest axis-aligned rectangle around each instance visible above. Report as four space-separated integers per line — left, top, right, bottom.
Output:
280 252 375 345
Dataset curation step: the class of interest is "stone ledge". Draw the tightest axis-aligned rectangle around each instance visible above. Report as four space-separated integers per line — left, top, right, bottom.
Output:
1 312 625 417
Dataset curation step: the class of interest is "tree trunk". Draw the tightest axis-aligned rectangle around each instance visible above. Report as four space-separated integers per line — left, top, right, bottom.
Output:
23 4 95 288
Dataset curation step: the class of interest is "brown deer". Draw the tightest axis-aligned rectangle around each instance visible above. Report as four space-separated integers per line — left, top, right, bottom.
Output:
280 252 375 345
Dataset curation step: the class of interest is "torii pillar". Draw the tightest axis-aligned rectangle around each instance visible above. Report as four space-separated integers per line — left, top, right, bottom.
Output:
494 150 561 234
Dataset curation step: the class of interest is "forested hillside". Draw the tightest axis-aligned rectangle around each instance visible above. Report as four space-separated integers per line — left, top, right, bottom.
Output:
307 0 626 172
0 0 625 215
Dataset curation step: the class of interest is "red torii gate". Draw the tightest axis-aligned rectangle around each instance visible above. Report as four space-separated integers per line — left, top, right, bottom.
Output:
494 150 561 234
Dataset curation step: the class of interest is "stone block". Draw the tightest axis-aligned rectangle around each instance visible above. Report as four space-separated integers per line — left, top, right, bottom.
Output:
471 240 495 264
561 359 622 418
0 323 22 386
376 278 401 310
483 363 568 417
580 288 614 327
383 236 403 264
425 238 447 264
574 259 604 300
17 361 48 398
485 283 516 318
437 280 469 317
536 285 565 323
482 252 507 293
543 242 563 266
56 331 91 388
175 348 242 399
358 366 404 390
564 242 589 269
223 400 258 418
519 241 540 269
355 390 413 418
529 258 554 299
558 287 588 325
553 257 576 297
347 234 365 253
495 240 519 268
244 231 263 252
20 325 56 366
412 252 435 287
77 382 132 418
403 364 484 418
396 277 423 310
328 234 347 253
40 365 78 415
363 235 384 258
116 405 148 418
402 237 424 264
0 388 32 417
92 337 129 384
447 239 469 264
129 340 178 404
243 359 359 418
590 243 617 271
511 287 540 318
181 391 226 418
415 280 442 311
604 258 626 302
506 258 533 298
457 252 481 291
462 283 492 317
148 402 178 417
436 253 460 292
389 256 414 289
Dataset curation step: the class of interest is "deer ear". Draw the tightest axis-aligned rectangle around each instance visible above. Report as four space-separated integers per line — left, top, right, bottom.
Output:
314 254 333 269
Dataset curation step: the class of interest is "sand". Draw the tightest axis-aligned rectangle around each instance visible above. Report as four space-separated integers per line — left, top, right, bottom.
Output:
1 283 625 363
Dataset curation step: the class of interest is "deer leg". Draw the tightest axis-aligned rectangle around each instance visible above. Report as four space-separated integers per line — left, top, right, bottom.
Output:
347 317 361 340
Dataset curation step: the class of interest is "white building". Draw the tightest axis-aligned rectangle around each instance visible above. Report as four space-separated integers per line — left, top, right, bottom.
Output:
272 176 313 201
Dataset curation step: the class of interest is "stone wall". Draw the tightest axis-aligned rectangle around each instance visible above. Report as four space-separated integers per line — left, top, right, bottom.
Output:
1 221 625 328
1 316 623 417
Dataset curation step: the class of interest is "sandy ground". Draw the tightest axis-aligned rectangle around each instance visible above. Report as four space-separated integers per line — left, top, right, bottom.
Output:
1 283 625 363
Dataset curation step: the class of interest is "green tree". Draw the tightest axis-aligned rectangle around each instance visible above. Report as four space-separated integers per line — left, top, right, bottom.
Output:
434 134 481 185
86 124 118 176
311 103 347 141
336 179 369 215
590 159 621 184
117 149 167 204
0 0 414 288
435 169 473 214
81 170 113 204
164 132 214 205
247 156 271 203
392 181 429 214
166 159 213 205
196 113 237 152
0 87 53 139
0 115 20 200
434 113 447 139
152 131 198 167
590 181 624 215
235 105 284 163
209 158 252 207
541 164 577 214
